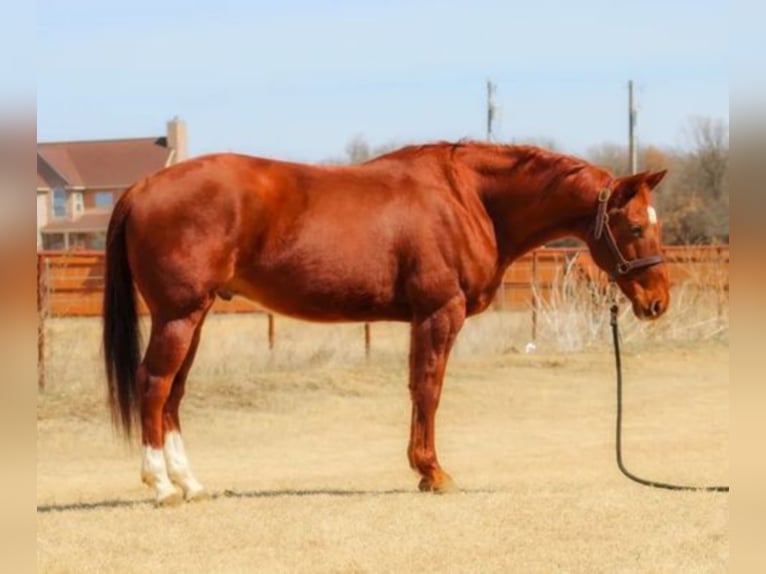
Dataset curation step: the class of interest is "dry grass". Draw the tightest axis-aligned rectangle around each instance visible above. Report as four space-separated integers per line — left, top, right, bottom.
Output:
533 260 729 351
38 293 728 572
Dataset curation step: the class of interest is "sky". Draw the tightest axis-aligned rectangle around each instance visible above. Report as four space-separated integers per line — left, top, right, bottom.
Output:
36 0 728 163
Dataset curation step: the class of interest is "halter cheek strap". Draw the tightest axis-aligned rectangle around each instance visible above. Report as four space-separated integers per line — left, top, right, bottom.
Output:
594 187 664 276
593 188 610 240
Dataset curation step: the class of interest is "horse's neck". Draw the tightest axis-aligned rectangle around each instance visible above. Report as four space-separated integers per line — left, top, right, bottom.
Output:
469 148 599 263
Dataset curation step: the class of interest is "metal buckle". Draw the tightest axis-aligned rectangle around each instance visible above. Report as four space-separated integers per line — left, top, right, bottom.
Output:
616 262 630 275
598 188 611 202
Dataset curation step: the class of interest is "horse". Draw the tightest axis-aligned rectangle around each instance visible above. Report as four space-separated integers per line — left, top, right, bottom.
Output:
102 141 669 505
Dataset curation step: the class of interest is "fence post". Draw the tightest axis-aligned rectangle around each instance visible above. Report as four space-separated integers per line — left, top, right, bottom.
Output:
716 245 723 321
498 267 506 310
267 313 275 350
37 254 47 391
364 322 371 359
531 250 538 342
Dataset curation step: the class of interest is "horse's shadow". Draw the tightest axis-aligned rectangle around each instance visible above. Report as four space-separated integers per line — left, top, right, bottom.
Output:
37 487 497 513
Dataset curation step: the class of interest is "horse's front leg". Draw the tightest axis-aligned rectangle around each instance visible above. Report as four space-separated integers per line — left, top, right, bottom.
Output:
407 294 465 492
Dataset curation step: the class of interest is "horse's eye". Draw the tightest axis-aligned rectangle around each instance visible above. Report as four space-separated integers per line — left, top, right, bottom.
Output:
630 224 644 238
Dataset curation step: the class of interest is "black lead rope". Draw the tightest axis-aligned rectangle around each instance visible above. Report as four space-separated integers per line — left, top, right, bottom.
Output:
610 304 729 493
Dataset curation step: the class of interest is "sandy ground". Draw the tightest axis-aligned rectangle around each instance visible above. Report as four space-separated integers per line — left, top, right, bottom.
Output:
37 315 728 572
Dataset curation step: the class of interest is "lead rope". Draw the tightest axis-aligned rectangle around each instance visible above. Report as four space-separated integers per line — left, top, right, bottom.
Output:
609 302 729 492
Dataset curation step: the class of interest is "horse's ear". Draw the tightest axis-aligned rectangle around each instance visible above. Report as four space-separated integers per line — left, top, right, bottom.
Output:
609 172 647 207
610 169 667 207
645 169 667 191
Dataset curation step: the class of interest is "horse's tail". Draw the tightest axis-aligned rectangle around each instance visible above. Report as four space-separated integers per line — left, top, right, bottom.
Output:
102 191 141 439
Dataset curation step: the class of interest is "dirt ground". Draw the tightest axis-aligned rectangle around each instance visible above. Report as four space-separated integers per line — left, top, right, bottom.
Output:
37 315 728 572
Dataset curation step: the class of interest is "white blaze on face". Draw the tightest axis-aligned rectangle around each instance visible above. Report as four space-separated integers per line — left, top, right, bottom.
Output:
647 205 658 225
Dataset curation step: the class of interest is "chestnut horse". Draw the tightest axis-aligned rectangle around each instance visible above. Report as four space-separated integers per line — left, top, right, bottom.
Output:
103 141 669 505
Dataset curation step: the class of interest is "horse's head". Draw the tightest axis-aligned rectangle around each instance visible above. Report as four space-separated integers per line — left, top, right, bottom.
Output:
585 170 670 320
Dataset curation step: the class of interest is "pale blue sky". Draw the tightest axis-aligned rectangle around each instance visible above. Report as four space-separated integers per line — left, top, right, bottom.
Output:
36 0 727 162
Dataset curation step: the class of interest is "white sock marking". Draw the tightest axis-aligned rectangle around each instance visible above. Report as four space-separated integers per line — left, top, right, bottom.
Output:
164 431 205 498
141 446 177 502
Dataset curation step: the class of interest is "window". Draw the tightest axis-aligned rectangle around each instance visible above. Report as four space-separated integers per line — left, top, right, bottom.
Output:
95 191 113 208
89 232 106 250
69 233 89 250
42 233 66 250
52 187 67 218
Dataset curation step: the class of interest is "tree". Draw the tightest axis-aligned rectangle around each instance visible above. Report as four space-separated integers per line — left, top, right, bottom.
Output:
511 136 561 152
345 134 372 164
586 143 672 178
587 142 630 176
339 135 401 165
683 116 728 201
660 117 729 243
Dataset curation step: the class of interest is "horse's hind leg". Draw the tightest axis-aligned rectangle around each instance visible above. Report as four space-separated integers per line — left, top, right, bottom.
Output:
138 306 208 506
162 307 211 501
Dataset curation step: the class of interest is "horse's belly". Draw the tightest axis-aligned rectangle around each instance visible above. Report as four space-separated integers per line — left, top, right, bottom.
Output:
225 271 410 322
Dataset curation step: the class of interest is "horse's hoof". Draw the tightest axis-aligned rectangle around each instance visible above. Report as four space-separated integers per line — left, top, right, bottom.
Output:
156 489 183 507
170 474 209 502
418 473 456 493
184 486 210 503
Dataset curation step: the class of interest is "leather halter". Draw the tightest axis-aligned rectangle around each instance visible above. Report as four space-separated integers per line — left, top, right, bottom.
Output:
593 187 664 276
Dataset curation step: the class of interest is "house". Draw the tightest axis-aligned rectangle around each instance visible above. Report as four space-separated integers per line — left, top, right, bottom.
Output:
37 118 188 250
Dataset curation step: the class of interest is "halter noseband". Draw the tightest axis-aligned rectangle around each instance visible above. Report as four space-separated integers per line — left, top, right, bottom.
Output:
593 187 664 276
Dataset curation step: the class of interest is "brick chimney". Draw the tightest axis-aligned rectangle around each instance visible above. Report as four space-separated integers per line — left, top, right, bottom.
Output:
166 116 188 163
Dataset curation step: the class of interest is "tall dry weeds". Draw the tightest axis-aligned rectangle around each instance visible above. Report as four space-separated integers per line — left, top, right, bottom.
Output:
531 252 729 351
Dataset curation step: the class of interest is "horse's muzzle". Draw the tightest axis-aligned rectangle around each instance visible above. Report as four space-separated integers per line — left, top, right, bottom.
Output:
636 297 668 320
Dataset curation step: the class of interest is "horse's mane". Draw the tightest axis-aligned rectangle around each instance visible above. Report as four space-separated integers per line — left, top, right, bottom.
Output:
371 140 606 193
374 140 586 168
370 140 467 162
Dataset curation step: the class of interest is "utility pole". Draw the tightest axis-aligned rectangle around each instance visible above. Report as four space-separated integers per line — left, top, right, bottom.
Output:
628 80 638 175
486 79 497 142
486 79 505 308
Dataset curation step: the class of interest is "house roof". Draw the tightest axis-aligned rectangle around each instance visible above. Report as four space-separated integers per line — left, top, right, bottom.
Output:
37 136 172 190
40 210 112 233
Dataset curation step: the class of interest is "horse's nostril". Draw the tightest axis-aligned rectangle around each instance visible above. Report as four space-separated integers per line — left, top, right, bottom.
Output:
650 300 662 316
